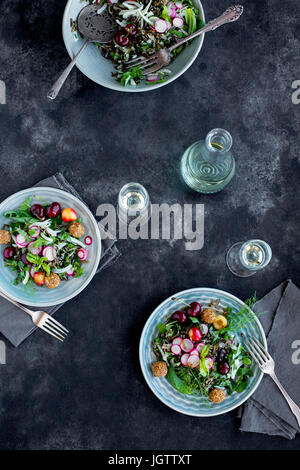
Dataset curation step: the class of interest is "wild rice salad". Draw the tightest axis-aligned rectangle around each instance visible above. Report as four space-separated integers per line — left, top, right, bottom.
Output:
152 298 255 404
72 0 203 86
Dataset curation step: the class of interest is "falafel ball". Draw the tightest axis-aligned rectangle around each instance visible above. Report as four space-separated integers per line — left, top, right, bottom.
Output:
152 361 168 377
209 388 226 403
44 272 61 289
68 221 85 238
0 230 11 245
201 308 216 324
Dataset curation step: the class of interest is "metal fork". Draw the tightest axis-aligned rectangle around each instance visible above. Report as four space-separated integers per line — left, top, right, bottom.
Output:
0 290 68 342
125 5 244 75
242 334 300 428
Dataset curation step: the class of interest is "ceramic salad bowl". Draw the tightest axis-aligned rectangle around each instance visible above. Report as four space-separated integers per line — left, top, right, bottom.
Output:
139 288 267 417
0 187 101 307
62 0 205 92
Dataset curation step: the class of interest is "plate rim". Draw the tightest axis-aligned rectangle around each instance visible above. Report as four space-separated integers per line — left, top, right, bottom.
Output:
62 0 205 93
139 287 266 417
0 186 101 307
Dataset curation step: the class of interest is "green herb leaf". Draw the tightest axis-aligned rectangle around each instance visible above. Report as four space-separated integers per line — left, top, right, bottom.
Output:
157 323 166 334
167 365 193 395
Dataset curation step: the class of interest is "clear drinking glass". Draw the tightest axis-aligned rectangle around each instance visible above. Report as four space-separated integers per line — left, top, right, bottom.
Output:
117 182 151 225
180 128 235 193
226 239 272 277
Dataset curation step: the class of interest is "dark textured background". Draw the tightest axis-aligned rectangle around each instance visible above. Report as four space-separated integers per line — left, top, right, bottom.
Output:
0 0 299 450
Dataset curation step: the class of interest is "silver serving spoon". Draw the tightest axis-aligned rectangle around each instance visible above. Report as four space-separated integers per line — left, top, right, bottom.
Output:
47 4 116 100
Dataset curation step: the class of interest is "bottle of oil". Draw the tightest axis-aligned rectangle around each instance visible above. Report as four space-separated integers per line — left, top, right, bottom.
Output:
180 128 235 193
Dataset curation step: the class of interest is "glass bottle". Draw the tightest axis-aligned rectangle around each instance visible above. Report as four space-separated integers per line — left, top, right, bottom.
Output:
180 128 235 193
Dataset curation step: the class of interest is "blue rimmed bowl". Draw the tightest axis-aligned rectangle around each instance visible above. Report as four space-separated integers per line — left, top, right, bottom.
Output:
139 288 266 417
0 187 101 307
62 0 205 92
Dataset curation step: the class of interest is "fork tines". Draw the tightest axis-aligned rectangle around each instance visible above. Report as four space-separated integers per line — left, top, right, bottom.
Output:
125 55 156 70
39 314 69 342
241 333 270 368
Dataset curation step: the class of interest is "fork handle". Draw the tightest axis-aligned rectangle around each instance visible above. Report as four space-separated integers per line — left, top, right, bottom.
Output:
169 5 244 52
270 372 300 429
0 290 34 319
47 39 90 100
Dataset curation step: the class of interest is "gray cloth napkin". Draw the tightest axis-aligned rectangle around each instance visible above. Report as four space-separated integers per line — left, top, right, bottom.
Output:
239 280 300 439
0 173 120 347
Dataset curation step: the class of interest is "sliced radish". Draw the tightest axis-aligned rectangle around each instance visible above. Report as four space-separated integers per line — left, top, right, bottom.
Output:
205 357 214 370
190 349 199 356
171 344 181 355
16 234 28 247
53 264 73 274
84 236 93 245
181 338 193 353
181 353 189 366
146 74 160 82
77 248 88 261
174 1 183 9
172 16 184 28
155 19 168 33
200 324 209 336
30 266 37 278
27 242 42 255
66 266 75 277
196 342 206 353
172 337 182 346
28 225 40 238
108 0 118 3
187 355 200 368
167 3 176 18
165 21 172 30
42 246 56 261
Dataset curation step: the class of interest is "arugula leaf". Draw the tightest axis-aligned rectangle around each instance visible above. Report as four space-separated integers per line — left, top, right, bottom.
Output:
120 66 143 87
157 323 166 334
167 365 193 395
17 196 32 212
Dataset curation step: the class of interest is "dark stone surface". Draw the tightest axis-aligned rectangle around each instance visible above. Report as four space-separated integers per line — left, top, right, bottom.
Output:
0 0 300 450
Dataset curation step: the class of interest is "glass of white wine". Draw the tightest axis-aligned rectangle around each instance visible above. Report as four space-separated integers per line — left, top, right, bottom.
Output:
117 182 151 225
226 239 272 277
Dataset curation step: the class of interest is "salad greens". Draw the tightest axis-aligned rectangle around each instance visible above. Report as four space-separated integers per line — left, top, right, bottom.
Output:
152 296 263 403
1 196 89 289
74 0 204 87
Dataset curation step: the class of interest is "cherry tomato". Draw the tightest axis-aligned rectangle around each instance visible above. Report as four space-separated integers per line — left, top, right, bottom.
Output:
33 272 45 286
61 208 77 223
188 327 202 342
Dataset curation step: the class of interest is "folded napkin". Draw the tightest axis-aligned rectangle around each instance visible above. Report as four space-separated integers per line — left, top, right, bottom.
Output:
239 280 300 439
0 173 120 347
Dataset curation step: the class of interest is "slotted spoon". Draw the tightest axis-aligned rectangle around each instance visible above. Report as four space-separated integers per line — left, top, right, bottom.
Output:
47 4 116 100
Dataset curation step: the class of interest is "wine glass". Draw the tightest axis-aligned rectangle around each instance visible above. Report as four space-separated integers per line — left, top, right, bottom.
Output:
226 239 272 277
117 183 151 225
